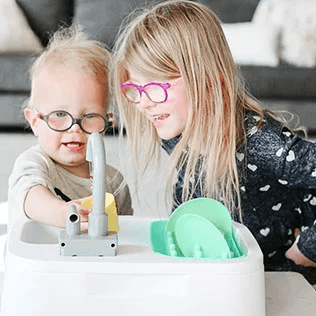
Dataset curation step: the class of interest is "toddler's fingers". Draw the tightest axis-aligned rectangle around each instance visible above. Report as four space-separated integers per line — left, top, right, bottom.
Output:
77 206 92 216
80 214 89 222
81 221 88 232
77 207 91 223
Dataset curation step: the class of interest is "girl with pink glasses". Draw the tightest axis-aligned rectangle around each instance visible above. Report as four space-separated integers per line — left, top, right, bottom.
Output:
111 0 316 284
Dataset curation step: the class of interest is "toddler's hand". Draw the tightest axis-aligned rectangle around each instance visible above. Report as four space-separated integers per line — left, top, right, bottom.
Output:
64 198 92 232
285 229 316 268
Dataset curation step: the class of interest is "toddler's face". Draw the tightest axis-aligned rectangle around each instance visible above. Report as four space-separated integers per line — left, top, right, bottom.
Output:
126 69 189 140
26 64 107 177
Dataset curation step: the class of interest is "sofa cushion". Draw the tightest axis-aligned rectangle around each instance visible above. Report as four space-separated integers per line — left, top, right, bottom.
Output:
73 0 259 50
240 65 316 99
73 0 164 50
0 54 35 92
279 1 316 68
198 0 259 23
0 94 29 127
0 0 42 53
222 22 278 67
16 0 74 46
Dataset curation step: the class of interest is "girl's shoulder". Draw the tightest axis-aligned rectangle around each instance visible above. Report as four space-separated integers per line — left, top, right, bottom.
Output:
241 111 299 154
243 111 293 141
244 111 284 136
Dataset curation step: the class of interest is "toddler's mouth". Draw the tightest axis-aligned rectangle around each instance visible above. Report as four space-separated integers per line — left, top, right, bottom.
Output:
63 142 85 153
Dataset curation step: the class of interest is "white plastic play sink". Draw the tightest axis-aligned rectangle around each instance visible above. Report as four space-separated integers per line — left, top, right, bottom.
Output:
1 216 265 316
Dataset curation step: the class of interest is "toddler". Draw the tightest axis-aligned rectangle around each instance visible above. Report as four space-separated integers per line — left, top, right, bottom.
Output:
111 0 316 284
9 26 133 232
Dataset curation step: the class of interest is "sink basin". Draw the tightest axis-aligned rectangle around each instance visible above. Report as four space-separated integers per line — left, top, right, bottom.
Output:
1 216 265 316
20 221 59 244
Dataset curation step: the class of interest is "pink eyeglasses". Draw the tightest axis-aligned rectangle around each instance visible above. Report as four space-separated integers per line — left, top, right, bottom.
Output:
120 77 183 103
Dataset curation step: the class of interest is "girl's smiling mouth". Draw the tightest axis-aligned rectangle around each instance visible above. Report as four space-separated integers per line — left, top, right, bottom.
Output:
63 142 85 152
152 113 170 121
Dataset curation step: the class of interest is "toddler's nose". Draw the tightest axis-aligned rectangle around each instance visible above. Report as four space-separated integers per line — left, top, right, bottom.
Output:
68 122 83 133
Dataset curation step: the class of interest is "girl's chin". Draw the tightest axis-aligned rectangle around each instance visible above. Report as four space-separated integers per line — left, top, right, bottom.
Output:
156 129 182 140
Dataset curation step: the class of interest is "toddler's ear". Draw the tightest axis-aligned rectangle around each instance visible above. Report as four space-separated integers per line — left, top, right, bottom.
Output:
24 108 39 136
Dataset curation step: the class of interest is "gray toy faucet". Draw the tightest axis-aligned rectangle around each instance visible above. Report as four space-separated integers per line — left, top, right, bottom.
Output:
66 205 80 236
59 133 117 257
86 132 108 238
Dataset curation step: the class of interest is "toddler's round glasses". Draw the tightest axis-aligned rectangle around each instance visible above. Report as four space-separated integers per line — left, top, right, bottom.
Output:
34 109 113 134
120 77 183 103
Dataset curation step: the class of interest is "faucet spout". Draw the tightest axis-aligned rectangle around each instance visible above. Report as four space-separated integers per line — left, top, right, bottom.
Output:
86 133 108 237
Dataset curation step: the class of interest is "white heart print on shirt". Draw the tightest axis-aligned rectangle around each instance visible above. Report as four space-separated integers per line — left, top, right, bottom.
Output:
286 150 295 162
310 197 316 206
236 153 245 161
295 208 302 214
276 148 284 157
278 179 288 185
260 227 270 236
283 131 291 137
303 194 312 202
284 240 292 246
259 185 270 192
248 164 257 172
272 203 282 211
268 251 277 258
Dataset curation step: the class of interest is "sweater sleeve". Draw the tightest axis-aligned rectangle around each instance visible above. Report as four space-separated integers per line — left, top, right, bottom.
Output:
297 224 316 262
8 146 55 230
272 131 316 261
246 121 316 262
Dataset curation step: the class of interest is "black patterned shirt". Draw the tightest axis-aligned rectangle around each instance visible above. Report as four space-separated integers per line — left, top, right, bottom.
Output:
162 113 316 284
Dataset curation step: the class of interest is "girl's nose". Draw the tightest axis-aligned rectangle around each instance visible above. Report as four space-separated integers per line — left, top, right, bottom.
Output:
137 94 156 111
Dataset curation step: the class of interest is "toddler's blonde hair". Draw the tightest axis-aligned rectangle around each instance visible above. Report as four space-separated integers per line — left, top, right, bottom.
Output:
28 25 110 110
111 0 300 216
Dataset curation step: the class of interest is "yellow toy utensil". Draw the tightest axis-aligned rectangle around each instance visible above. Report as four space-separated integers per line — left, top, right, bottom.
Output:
81 193 119 232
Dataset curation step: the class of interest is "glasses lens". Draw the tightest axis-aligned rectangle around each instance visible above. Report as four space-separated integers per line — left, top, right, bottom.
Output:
145 84 166 103
81 114 106 133
122 86 140 103
47 111 72 131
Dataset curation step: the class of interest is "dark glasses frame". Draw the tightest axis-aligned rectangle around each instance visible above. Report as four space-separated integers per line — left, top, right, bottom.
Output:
34 108 114 134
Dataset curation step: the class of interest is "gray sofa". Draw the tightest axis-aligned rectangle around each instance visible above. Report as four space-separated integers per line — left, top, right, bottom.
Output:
1 0 316 132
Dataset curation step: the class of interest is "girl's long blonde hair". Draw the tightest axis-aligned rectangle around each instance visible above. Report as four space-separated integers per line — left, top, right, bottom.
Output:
111 0 300 216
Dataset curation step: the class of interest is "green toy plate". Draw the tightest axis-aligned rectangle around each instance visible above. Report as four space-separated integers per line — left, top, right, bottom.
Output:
166 198 233 240
174 214 231 259
150 198 245 259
